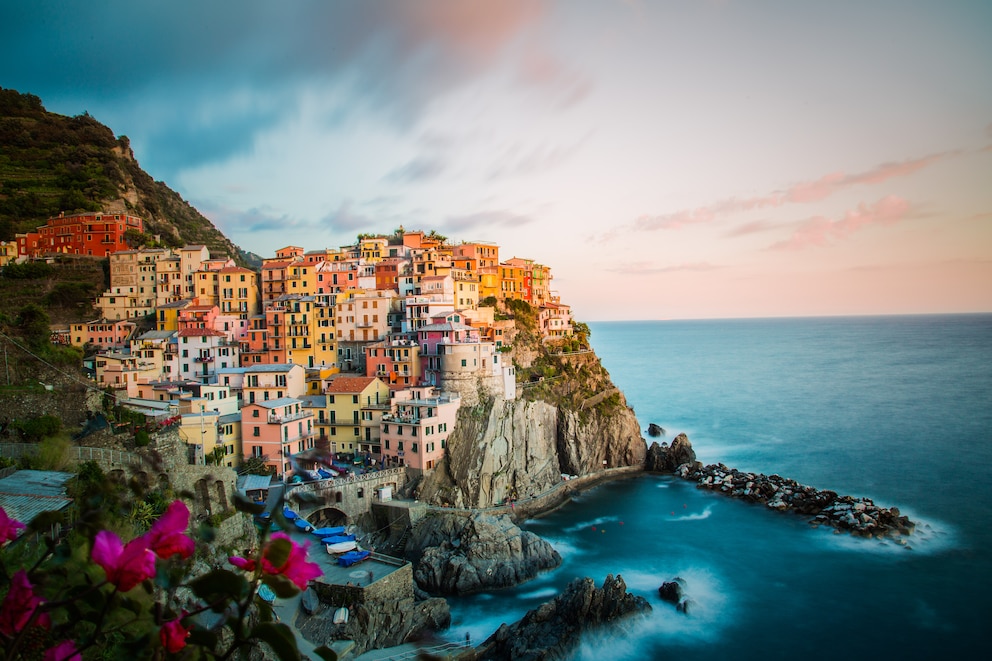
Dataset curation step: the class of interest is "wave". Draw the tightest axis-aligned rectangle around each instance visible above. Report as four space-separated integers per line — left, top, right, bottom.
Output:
575 566 735 660
562 515 624 534
668 505 713 522
810 513 957 556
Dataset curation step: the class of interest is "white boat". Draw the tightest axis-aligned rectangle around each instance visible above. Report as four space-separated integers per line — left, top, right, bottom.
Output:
333 606 349 624
325 540 358 554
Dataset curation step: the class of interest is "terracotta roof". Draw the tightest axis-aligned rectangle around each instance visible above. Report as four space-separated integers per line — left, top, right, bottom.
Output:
177 328 227 337
325 376 377 393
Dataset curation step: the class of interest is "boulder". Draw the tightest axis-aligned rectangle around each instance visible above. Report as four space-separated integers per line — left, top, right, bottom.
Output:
478 574 651 661
406 512 561 595
658 577 685 605
647 423 665 437
645 433 699 472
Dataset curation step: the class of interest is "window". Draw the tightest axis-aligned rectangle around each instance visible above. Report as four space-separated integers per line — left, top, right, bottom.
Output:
252 409 259 418
412 443 418 453
252 427 260 437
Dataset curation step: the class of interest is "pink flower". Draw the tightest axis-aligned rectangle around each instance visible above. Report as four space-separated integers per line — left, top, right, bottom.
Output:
43 640 80 661
228 555 257 572
160 614 191 653
261 532 322 590
0 570 49 635
0 506 25 544
91 530 157 592
144 501 194 560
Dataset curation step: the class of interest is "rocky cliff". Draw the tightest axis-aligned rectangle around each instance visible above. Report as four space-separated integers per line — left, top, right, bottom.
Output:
416 392 644 510
476 574 651 661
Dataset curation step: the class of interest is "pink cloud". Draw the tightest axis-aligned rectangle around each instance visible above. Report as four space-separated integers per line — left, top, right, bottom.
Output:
608 261 721 275
771 195 912 251
630 152 948 234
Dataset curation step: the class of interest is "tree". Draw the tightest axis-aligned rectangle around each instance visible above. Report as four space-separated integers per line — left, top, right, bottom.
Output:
15 304 51 350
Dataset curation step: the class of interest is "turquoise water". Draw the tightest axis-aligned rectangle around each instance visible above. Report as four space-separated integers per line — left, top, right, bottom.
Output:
444 315 992 659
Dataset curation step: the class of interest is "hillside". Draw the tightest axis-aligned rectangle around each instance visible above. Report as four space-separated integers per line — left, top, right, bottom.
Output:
0 88 259 266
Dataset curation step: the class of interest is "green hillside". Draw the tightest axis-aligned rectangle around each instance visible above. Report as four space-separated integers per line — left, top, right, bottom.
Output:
0 87 257 265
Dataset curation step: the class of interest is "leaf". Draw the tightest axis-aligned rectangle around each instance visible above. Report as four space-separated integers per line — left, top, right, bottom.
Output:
265 537 291 568
251 622 301 661
233 492 267 515
187 628 218 650
313 646 339 661
189 569 248 610
25 509 65 533
261 573 299 599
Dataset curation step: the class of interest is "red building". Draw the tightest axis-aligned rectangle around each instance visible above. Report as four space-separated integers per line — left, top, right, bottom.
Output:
16 212 143 258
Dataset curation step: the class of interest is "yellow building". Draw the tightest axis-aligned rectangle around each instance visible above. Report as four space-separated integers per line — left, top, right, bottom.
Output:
0 241 19 267
499 262 526 301
217 266 260 319
319 376 391 457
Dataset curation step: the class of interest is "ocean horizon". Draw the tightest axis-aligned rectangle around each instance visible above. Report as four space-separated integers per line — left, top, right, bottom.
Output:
443 313 992 659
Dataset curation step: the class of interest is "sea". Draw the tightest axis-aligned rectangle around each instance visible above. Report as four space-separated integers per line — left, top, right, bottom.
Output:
441 314 992 659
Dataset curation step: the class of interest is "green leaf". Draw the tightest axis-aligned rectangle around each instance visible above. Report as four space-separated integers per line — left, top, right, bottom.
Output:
313 646 339 661
233 492 267 514
265 536 291 568
189 569 248 610
261 573 299 599
187 628 218 650
251 622 301 661
25 509 64 533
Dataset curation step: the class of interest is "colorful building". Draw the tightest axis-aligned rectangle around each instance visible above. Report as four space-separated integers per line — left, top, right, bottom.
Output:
379 386 460 472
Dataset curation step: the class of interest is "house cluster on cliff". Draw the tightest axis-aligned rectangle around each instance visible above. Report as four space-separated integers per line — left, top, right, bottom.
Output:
36 221 573 480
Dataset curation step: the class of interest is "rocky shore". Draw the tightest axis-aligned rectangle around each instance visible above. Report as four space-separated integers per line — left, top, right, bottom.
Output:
474 574 650 661
405 511 562 595
648 433 916 540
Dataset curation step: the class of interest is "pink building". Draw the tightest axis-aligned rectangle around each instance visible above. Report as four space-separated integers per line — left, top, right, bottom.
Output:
379 386 460 472
241 397 315 476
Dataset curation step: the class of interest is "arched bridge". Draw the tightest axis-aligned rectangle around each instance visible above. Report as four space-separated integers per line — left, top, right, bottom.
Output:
283 467 407 525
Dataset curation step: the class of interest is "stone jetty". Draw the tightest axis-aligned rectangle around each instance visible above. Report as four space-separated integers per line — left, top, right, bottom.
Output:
650 434 916 539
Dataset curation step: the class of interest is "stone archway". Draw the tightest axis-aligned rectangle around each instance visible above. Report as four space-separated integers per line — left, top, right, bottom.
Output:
308 506 348 528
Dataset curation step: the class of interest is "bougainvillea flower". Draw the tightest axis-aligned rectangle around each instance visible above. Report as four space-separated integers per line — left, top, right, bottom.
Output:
0 506 25 544
144 501 194 560
160 614 191 653
91 530 157 592
0 570 49 635
228 556 257 572
43 640 81 661
261 532 322 590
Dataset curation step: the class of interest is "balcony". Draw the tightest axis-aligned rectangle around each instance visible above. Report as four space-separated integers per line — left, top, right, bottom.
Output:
194 356 214 363
268 409 312 424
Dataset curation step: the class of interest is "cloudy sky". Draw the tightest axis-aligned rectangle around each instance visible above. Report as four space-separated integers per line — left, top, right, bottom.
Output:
3 0 990 320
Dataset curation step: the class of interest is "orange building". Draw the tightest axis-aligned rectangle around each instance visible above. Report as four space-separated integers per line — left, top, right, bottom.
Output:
16 212 143 258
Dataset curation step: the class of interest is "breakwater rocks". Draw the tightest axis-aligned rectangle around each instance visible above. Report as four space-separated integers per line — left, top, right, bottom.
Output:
651 434 916 539
476 574 651 661
406 512 562 595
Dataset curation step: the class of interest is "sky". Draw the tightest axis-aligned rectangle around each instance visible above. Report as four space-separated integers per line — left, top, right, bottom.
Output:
2 0 991 321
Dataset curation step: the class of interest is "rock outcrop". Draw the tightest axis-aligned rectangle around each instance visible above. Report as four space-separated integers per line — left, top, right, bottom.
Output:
647 434 916 539
417 395 645 510
644 433 700 472
406 512 561 595
477 574 651 661
295 589 450 657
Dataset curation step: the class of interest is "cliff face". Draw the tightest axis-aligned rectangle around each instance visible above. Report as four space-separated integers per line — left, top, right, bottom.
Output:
417 392 645 509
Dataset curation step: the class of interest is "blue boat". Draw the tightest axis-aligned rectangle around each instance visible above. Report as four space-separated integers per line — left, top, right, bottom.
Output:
337 550 371 567
258 584 276 603
294 519 313 532
282 507 298 520
321 534 356 544
311 526 345 537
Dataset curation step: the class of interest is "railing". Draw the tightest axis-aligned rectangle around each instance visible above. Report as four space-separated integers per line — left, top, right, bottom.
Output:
268 410 312 424
194 356 214 363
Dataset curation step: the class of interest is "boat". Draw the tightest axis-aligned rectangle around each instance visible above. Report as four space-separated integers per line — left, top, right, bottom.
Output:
320 534 356 544
311 526 345 537
332 606 349 624
294 519 313 532
337 550 371 567
258 584 276 604
325 540 358 554
301 587 319 615
282 507 298 520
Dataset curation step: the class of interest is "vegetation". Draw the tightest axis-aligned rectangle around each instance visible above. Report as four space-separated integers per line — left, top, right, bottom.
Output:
0 87 249 263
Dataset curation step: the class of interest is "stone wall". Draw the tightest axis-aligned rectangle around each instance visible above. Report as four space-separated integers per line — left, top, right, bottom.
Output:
290 468 408 523
311 556 414 607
